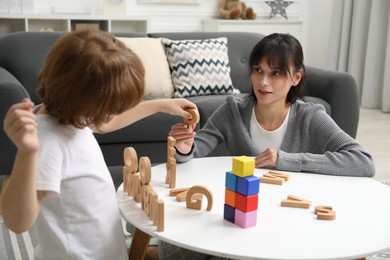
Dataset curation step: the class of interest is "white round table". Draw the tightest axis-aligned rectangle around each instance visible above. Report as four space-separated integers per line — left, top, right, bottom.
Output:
117 156 390 259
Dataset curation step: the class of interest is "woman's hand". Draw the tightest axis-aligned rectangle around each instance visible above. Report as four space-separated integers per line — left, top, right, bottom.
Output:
255 148 278 169
3 99 39 154
168 123 195 155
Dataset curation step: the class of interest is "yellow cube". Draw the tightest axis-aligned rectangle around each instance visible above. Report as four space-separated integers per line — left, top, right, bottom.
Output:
232 156 255 177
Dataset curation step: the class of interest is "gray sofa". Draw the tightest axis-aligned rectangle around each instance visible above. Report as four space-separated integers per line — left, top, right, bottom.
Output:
0 31 359 185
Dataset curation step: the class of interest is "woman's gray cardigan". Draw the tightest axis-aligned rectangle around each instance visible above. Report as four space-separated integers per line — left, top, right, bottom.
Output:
176 95 375 177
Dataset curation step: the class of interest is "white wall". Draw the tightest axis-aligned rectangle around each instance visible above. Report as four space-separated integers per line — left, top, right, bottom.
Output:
32 0 333 68
305 0 334 68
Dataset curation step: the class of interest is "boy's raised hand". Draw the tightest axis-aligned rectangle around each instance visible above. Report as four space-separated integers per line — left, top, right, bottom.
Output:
158 98 198 121
3 99 39 154
168 123 195 155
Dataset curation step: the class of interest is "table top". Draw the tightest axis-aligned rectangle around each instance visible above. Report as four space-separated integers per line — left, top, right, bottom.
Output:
117 156 390 260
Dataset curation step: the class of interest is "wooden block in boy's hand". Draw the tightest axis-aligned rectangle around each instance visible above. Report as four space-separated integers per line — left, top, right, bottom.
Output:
184 108 200 128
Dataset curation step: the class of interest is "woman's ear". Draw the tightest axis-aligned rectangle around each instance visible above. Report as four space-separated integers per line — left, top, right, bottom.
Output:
292 70 303 86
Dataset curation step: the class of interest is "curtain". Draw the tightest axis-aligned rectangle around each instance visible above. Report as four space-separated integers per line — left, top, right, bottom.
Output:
328 0 390 112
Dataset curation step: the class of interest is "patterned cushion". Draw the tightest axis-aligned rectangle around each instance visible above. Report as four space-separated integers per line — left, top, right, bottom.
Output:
162 37 240 98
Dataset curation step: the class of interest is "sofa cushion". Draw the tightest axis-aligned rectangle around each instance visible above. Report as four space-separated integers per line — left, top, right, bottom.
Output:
117 37 175 99
162 37 240 98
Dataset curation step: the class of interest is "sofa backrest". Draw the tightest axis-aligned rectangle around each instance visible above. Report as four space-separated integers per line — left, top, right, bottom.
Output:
0 31 148 104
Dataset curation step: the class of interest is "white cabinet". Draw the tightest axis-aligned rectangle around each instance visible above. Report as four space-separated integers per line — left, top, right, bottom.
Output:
203 19 306 51
0 14 149 35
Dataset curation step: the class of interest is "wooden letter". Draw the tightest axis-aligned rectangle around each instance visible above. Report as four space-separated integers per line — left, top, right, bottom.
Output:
186 185 213 211
260 171 290 185
281 195 311 209
315 205 336 220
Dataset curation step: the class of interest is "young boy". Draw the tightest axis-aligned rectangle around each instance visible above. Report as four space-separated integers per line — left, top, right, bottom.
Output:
1 29 197 260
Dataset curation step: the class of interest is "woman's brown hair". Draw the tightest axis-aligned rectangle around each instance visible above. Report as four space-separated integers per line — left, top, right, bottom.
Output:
37 29 145 128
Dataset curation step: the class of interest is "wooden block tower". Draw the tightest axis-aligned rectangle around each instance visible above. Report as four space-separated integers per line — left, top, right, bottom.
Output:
223 156 260 228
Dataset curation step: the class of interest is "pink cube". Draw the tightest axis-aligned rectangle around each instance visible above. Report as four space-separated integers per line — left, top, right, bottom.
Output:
234 209 257 228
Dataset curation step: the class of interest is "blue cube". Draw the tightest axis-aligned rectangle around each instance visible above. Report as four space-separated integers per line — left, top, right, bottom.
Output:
237 175 260 196
225 171 237 192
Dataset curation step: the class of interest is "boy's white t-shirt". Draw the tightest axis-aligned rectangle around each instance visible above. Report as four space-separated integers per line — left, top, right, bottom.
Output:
250 106 290 153
34 114 127 260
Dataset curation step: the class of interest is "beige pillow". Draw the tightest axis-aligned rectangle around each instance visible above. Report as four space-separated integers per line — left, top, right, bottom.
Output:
117 37 175 99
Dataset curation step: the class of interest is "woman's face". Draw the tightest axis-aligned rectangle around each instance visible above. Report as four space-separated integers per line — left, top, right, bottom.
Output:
251 59 301 107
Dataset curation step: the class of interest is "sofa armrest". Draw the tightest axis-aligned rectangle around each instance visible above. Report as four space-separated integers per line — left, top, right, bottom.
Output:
0 67 30 175
305 66 359 138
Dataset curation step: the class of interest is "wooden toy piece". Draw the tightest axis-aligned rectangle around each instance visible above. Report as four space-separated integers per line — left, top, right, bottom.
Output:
124 147 138 173
223 204 235 223
267 171 290 181
234 209 257 228
166 136 177 188
169 187 189 196
139 156 151 185
143 185 154 217
176 190 203 202
225 171 238 192
260 175 284 185
183 108 200 128
232 156 255 178
166 157 176 189
139 156 151 210
186 185 213 211
315 205 336 220
167 135 176 149
281 195 311 209
176 190 188 202
224 188 236 208
157 199 164 232
150 190 158 225
123 166 128 194
132 173 142 203
235 193 258 212
237 175 260 196
260 171 290 185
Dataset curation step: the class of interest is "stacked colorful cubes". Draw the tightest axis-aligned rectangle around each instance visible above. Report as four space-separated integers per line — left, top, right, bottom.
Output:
224 156 260 228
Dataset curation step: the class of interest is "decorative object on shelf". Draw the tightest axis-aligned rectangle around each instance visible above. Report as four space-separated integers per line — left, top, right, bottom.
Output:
265 0 293 20
217 0 256 20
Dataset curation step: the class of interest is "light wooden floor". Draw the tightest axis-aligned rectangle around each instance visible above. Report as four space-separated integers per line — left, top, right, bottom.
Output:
356 108 390 182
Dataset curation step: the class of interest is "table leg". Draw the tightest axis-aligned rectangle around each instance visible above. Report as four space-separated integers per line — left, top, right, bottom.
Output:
128 227 152 260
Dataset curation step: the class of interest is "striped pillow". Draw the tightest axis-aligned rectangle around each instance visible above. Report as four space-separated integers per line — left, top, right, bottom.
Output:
162 37 240 98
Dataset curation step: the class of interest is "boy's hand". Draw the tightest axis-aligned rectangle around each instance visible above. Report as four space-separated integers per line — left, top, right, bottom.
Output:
168 123 195 155
159 98 198 121
3 99 39 154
